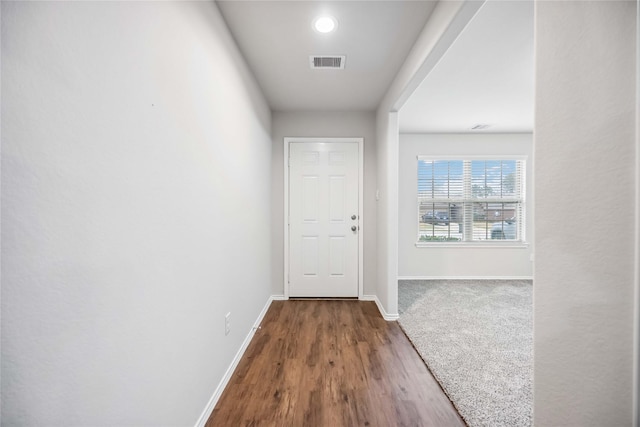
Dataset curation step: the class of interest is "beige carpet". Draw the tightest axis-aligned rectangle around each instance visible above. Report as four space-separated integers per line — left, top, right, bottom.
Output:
398 279 533 427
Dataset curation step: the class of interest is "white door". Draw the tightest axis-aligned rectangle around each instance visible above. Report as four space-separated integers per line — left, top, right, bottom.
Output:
288 141 360 297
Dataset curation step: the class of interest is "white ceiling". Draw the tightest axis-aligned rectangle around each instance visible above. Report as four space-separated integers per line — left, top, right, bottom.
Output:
217 0 437 111
399 0 534 133
217 0 534 133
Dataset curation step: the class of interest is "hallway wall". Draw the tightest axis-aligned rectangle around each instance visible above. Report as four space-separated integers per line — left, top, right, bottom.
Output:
1 2 272 425
534 1 637 424
375 0 483 317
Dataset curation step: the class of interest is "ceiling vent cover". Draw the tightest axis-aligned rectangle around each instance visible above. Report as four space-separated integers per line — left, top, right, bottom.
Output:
310 55 346 69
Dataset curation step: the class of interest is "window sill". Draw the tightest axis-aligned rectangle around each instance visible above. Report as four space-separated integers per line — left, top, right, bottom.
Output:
415 241 530 249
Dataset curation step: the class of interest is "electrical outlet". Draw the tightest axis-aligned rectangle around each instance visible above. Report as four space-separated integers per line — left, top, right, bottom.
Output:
225 312 231 336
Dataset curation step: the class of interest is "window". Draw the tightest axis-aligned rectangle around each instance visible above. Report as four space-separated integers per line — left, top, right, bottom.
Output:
417 157 525 243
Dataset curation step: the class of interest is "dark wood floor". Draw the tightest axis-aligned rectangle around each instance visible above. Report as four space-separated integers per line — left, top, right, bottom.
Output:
206 300 465 427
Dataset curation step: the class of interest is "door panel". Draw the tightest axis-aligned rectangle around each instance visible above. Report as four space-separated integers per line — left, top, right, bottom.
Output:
301 236 319 276
328 236 345 276
302 176 319 221
289 141 359 297
329 176 345 221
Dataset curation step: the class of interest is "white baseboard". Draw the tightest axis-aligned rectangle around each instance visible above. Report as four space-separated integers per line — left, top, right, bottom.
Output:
398 276 533 281
361 295 399 321
271 295 287 300
194 295 276 427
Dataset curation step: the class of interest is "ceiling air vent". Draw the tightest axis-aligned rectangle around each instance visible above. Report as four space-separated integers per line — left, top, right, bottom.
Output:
310 55 346 69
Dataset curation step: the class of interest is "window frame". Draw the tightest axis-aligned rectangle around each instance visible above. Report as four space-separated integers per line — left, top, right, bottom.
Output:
415 155 527 248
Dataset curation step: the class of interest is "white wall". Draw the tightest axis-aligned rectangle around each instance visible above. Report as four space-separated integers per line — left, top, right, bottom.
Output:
398 133 533 279
636 0 640 421
375 111 400 316
375 0 483 316
1 2 272 426
271 111 377 296
534 1 637 425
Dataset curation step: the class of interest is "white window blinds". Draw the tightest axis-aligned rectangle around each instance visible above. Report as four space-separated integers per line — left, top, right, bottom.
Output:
417 158 525 242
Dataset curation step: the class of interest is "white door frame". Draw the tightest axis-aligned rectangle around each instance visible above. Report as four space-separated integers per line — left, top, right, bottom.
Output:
284 137 364 299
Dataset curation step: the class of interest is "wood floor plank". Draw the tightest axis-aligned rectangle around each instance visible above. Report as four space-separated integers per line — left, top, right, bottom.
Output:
206 300 465 427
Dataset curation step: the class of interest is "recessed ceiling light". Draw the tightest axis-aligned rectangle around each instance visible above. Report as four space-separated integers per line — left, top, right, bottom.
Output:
313 16 337 33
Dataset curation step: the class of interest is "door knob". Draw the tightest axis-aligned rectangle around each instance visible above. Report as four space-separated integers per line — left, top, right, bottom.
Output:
351 226 357 231
351 215 357 220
